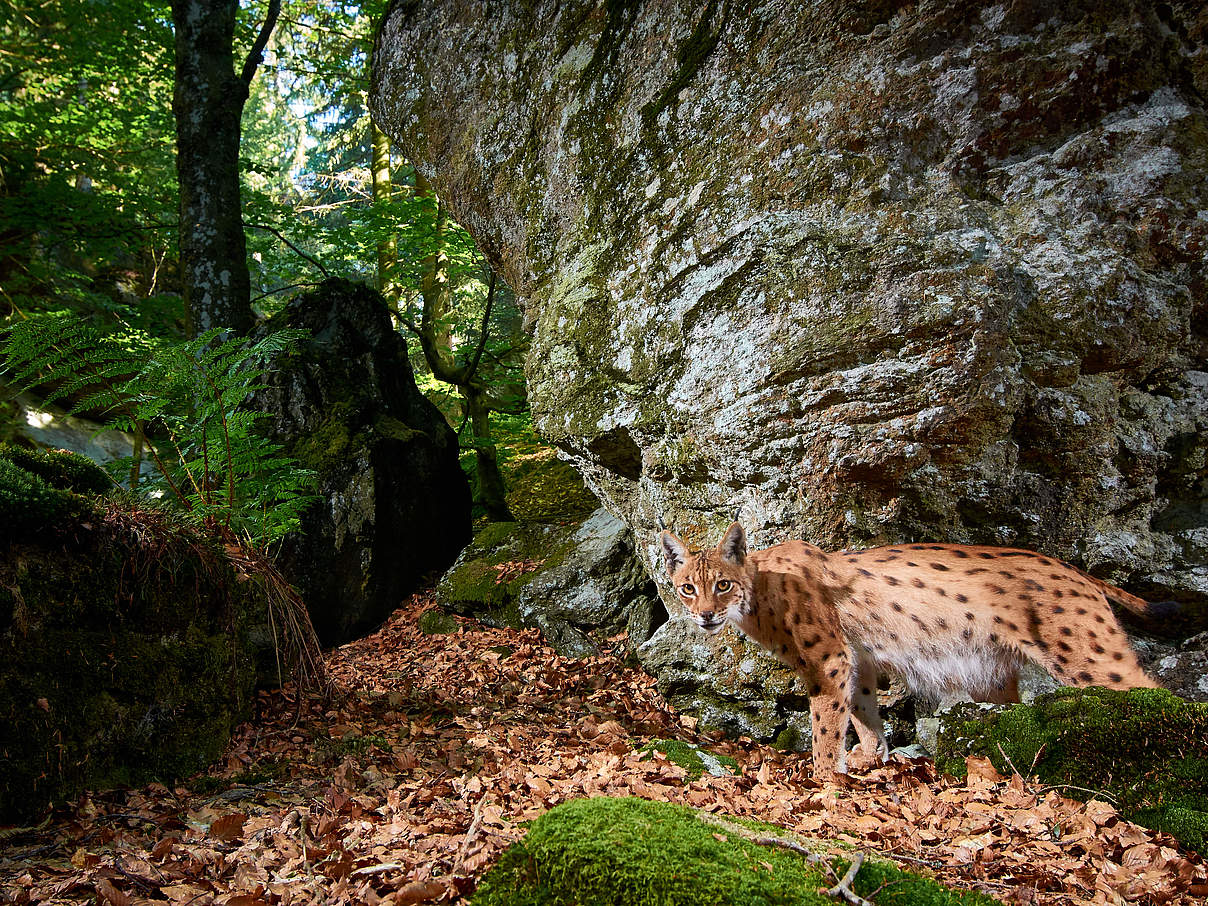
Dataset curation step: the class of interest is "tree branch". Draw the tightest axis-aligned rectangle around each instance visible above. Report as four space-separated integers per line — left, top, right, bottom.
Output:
240 0 282 85
246 223 330 278
464 270 495 380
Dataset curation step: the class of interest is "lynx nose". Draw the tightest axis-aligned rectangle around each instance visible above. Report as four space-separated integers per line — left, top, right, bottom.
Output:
699 611 716 622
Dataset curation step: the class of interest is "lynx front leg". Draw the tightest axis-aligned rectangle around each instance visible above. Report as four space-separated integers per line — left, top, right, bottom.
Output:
806 654 853 780
847 651 888 769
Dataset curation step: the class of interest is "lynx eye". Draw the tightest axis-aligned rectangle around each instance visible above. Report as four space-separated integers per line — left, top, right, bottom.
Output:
716 579 733 593
678 583 696 597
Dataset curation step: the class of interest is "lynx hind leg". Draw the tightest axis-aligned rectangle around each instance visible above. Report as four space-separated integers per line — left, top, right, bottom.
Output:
847 652 888 768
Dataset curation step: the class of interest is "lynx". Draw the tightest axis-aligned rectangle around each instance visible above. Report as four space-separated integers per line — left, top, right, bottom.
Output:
659 522 1159 779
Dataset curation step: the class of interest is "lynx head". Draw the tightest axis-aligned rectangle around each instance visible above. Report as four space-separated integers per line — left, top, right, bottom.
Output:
659 521 755 634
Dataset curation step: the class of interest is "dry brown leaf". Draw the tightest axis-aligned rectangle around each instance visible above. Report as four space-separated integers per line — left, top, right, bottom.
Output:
392 879 446 904
95 879 131 906
209 812 248 842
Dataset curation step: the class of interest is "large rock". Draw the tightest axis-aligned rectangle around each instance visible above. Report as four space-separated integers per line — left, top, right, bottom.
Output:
437 508 662 657
373 2 1207 735
254 280 471 645
0 449 265 820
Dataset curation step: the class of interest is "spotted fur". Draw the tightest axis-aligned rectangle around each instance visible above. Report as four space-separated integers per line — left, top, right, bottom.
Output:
659 522 1158 780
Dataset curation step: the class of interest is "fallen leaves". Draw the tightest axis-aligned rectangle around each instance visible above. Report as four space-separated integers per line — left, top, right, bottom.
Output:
1 593 1204 906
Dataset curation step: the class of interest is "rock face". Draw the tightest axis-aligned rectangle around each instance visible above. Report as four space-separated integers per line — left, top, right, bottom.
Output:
437 508 662 658
374 2 1207 736
254 280 471 645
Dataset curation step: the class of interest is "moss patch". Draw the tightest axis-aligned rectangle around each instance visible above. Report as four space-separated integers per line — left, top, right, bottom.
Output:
934 687 1208 853
471 797 1001 906
417 607 459 635
0 444 105 541
636 739 738 780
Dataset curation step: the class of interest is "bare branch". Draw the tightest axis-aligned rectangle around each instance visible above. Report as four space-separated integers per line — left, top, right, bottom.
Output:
246 223 330 278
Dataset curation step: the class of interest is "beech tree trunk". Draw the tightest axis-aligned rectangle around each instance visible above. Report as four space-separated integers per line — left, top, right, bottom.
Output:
463 382 514 522
172 0 279 338
370 123 400 309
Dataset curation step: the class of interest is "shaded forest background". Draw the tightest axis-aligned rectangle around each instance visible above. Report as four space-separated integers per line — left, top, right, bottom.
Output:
0 0 568 525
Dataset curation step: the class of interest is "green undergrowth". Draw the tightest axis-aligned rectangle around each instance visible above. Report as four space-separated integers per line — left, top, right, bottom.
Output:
637 739 738 780
472 797 1001 906
934 687 1208 853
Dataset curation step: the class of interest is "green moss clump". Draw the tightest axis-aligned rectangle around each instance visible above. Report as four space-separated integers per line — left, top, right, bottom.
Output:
0 448 103 540
773 726 803 752
472 797 1001 906
637 739 738 780
934 688 1208 852
417 608 459 635
0 443 112 493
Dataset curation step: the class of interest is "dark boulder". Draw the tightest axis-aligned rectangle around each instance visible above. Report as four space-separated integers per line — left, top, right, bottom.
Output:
0 450 265 820
254 279 472 645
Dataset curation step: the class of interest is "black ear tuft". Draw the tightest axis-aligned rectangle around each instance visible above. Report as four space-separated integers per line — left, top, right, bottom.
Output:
719 521 747 565
660 531 689 575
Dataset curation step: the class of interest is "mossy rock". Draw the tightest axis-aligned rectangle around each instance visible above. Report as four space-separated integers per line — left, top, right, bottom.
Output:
0 445 106 541
471 797 1001 906
934 687 1208 853
636 739 738 780
417 607 459 635
0 506 266 820
436 520 577 627
0 443 112 493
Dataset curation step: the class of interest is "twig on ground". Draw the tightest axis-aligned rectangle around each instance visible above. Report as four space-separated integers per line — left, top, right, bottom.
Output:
452 796 487 875
995 742 1033 792
827 852 874 906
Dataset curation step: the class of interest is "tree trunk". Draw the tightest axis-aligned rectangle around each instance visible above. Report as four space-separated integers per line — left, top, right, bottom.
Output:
415 170 456 371
464 383 514 522
370 123 399 309
172 0 279 338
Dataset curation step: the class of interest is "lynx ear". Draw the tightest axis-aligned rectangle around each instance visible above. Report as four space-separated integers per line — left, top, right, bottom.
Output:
718 521 747 566
660 531 689 575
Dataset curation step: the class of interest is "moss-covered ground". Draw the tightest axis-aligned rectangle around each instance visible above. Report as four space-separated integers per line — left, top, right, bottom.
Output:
472 797 1002 906
934 687 1208 852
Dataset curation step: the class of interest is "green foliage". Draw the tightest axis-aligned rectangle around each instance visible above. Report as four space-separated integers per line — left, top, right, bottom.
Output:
472 797 1001 906
0 0 178 320
934 687 1208 853
1 313 319 544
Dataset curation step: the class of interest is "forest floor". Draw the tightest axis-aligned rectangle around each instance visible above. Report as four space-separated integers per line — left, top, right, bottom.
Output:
2 597 1205 906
